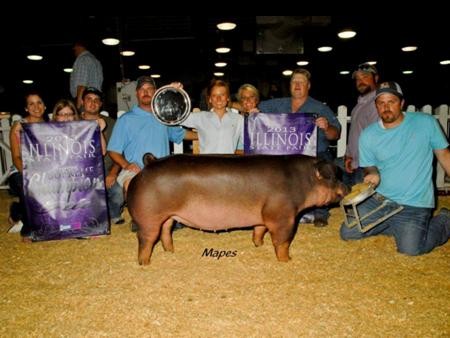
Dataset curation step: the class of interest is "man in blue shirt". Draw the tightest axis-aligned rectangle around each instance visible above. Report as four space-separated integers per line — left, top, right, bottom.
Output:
340 82 450 255
108 76 196 192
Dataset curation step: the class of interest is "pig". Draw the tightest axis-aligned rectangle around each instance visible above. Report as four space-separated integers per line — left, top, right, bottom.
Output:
127 154 349 265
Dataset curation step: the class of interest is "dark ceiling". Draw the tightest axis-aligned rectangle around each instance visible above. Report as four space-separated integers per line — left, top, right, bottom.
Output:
1 15 449 114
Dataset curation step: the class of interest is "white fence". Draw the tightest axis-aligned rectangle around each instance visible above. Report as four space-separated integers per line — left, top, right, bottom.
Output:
1 105 449 191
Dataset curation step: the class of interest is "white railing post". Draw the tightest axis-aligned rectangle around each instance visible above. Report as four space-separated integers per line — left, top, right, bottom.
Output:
337 105 349 158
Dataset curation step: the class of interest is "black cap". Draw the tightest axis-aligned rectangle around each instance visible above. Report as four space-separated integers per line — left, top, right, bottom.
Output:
136 76 156 90
82 87 103 101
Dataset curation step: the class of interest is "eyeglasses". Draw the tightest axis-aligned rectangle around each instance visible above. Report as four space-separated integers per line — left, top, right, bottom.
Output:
56 112 75 117
241 95 256 101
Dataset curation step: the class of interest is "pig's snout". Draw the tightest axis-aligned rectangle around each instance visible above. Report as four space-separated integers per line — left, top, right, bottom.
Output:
335 183 350 200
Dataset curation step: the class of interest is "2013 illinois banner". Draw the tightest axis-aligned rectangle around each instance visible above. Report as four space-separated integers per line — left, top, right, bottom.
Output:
244 113 317 155
21 121 109 241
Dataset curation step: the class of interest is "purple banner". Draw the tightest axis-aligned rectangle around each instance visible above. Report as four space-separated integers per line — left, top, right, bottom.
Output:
21 121 109 241
244 113 317 155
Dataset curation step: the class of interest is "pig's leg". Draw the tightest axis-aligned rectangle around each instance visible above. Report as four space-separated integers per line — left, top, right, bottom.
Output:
137 222 162 265
268 221 295 262
160 218 174 252
253 225 267 246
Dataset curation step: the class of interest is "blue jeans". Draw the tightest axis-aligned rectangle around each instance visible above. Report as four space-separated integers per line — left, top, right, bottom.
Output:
108 182 125 219
340 194 450 255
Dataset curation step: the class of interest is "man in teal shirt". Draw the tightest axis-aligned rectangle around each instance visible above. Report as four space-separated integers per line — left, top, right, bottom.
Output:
340 82 450 255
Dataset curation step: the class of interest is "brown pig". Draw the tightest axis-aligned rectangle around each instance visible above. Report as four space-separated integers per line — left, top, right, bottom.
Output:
127 154 349 265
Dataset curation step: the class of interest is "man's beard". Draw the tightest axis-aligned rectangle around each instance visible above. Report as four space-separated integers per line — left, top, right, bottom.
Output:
357 84 371 95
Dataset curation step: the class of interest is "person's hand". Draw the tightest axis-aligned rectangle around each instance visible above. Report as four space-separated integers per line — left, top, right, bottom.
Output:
364 173 380 188
315 116 329 131
125 162 141 174
169 82 183 90
344 156 354 173
105 172 117 189
97 118 106 132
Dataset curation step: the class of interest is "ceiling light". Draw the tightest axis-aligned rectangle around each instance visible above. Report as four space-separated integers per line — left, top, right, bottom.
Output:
317 46 333 52
338 29 357 39
216 47 231 54
151 74 161 78
214 72 224 77
138 65 151 70
217 22 236 31
27 55 43 61
339 70 350 75
23 80 33 84
63 68 73 73
439 60 450 65
214 62 227 67
401 46 418 52
296 60 309 66
102 38 120 46
282 70 293 76
402 70 414 74
120 50 135 56
366 61 377 65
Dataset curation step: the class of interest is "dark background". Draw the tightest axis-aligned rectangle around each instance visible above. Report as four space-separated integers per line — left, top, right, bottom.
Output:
1 15 449 116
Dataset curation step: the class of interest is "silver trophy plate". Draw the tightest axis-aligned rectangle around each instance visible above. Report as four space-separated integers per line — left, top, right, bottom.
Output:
151 85 191 125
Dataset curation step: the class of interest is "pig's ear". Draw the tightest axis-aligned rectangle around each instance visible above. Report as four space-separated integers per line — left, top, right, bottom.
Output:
143 153 157 166
314 159 336 180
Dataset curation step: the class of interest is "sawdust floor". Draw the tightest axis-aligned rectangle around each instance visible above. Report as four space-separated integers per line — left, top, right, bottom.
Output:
0 190 449 337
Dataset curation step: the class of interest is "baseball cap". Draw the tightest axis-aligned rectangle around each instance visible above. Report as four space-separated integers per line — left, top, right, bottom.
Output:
375 81 403 99
82 87 103 101
352 63 378 79
136 75 156 90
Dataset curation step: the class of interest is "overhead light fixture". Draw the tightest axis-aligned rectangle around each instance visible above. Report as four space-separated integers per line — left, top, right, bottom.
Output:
213 72 224 77
102 38 120 46
282 70 293 76
296 60 309 66
338 29 357 39
63 68 73 73
217 22 236 31
216 47 231 54
402 70 414 74
138 65 151 70
120 50 135 56
151 74 161 78
440 60 450 65
214 62 227 67
23 80 33 84
401 46 418 52
27 54 43 61
317 46 333 52
339 70 350 75
366 61 377 65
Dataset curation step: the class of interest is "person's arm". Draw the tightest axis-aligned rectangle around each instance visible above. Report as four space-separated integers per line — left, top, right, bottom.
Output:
108 151 140 173
9 122 23 172
76 85 86 110
315 116 340 141
105 163 121 189
435 148 450 176
363 166 380 187
96 118 107 156
184 129 198 140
